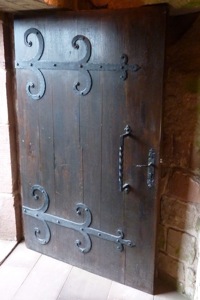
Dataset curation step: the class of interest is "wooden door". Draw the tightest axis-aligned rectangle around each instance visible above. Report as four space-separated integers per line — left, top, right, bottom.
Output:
14 5 166 294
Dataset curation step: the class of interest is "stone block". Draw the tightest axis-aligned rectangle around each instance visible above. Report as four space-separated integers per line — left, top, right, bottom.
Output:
0 193 17 240
167 171 200 204
0 20 5 64
195 217 200 232
167 229 182 258
0 69 8 125
158 252 185 282
167 229 196 265
161 196 198 234
185 268 196 299
158 168 170 199
0 125 13 193
0 162 12 193
157 224 166 251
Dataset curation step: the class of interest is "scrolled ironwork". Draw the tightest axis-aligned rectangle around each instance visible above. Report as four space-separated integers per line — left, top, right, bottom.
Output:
16 31 141 98
73 70 92 96
75 203 92 253
30 184 49 213
23 28 46 100
72 35 93 96
23 185 135 253
24 28 44 61
25 67 46 100
23 184 51 244
72 35 92 64
34 221 51 245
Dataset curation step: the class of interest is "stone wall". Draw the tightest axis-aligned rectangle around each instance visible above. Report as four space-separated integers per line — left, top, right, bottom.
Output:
0 15 22 241
157 13 200 300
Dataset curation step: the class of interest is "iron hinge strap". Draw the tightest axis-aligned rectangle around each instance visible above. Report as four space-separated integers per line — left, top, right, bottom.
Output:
23 185 135 254
15 61 140 73
15 28 141 100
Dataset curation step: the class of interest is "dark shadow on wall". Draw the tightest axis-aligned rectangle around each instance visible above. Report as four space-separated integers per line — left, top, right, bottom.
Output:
155 12 200 299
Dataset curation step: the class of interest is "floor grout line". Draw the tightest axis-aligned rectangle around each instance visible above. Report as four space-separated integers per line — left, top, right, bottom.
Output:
106 281 114 300
11 252 42 299
56 264 74 300
0 240 19 266
0 242 187 300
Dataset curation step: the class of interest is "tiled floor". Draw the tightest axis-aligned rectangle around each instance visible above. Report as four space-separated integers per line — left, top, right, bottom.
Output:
0 240 18 265
0 242 187 300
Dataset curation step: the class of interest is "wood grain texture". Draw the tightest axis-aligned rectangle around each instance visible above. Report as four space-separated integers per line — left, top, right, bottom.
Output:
14 5 167 293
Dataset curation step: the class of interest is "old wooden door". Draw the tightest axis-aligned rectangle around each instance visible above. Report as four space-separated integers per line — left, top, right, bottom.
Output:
14 5 166 294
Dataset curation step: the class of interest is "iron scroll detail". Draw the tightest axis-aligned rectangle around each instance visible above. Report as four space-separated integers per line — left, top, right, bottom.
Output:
72 35 92 96
15 29 141 99
24 185 51 244
20 28 46 100
23 185 135 253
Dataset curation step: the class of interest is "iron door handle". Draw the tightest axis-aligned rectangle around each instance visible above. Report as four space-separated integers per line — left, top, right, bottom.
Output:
119 125 132 194
135 148 155 188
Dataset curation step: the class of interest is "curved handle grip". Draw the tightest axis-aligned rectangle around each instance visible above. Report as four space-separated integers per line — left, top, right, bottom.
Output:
119 125 132 194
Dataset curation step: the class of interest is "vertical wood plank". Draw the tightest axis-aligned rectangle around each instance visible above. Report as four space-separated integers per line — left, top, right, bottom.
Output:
14 6 167 293
51 15 84 266
76 13 104 276
123 6 167 293
99 13 126 282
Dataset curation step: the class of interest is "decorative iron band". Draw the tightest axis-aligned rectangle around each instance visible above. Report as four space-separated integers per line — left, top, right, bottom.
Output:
15 28 141 100
23 185 135 253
